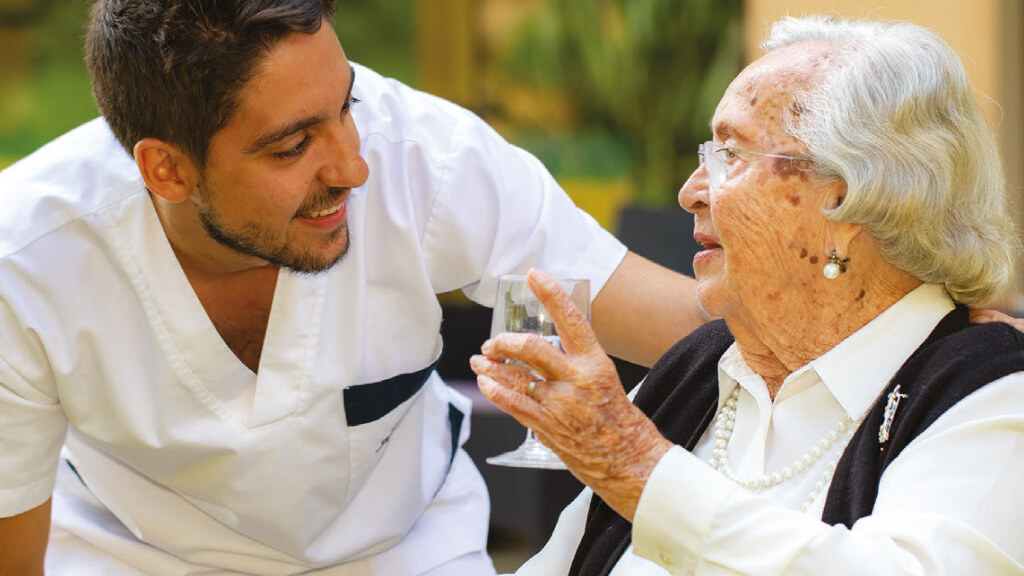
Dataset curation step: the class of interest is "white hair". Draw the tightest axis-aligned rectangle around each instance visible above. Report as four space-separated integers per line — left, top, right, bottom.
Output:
764 15 1018 305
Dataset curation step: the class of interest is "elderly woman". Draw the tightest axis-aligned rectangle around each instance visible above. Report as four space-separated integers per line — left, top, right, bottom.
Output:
471 15 1024 575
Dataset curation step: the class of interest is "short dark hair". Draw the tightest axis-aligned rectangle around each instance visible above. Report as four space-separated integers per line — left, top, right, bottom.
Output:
86 0 337 168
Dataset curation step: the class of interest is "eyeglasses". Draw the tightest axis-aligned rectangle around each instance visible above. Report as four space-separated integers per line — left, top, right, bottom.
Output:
697 140 811 187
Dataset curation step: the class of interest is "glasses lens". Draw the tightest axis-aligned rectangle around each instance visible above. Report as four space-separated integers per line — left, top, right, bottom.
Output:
700 141 726 187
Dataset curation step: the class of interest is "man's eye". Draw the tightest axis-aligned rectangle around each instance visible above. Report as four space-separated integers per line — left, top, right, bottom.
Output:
273 135 310 160
723 148 739 161
342 96 361 114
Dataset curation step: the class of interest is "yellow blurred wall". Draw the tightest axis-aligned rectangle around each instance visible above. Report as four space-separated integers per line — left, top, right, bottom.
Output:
744 1 1001 125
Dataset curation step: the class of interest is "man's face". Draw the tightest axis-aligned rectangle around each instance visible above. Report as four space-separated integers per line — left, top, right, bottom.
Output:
192 22 369 274
678 42 842 331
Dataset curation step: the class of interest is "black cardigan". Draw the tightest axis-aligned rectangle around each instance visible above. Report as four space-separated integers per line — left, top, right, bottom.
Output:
569 306 1024 576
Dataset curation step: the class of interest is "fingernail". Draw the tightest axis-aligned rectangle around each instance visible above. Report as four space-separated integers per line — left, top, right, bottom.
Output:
527 268 550 286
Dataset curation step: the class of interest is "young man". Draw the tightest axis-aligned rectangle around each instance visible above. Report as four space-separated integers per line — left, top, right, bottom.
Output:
0 1 703 574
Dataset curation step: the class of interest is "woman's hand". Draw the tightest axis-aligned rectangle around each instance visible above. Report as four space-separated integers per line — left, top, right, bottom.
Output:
470 269 673 521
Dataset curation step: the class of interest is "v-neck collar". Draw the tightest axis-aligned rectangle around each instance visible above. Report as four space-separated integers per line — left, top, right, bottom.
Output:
111 192 326 427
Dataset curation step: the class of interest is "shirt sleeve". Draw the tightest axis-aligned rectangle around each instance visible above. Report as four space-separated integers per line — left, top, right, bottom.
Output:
0 303 68 517
418 106 627 307
631 373 1024 575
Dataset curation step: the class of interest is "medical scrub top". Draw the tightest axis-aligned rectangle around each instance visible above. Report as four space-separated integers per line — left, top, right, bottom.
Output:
0 63 627 574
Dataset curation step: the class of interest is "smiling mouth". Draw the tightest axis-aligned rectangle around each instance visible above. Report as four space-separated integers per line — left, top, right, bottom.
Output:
303 203 343 219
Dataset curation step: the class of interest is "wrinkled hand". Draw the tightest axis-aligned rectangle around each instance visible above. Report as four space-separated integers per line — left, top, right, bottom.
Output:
470 269 672 521
970 308 1024 332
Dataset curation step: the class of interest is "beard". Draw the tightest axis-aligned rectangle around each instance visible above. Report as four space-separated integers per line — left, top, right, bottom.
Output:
195 179 350 275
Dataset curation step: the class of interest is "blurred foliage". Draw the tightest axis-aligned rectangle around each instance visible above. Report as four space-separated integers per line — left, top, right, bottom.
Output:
499 0 744 208
0 0 739 210
0 1 96 165
0 1 415 168
333 0 416 86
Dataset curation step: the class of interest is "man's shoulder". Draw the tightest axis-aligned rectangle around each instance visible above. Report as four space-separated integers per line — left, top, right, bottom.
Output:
0 118 132 180
352 62 467 125
352 62 503 159
0 118 143 259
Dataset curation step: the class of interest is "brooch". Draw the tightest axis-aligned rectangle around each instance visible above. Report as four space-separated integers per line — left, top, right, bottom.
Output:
878 384 908 449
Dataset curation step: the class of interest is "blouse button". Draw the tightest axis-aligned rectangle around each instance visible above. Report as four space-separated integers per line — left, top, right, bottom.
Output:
659 550 674 566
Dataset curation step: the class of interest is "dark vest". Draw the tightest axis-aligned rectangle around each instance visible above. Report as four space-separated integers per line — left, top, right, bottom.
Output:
569 305 1024 576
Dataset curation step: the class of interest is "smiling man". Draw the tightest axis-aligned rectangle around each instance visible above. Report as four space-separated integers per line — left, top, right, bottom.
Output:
148 31 368 280
0 1 706 575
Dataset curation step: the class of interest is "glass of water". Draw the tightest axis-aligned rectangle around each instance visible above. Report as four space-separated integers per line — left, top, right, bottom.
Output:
485 274 590 469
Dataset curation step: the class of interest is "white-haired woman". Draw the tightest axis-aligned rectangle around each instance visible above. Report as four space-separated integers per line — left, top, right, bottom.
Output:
472 15 1024 575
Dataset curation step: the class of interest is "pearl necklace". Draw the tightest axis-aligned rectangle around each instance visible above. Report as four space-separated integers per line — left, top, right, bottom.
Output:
708 387 863 512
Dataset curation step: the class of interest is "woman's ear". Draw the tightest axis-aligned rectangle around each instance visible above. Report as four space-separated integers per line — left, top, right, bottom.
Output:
823 178 847 210
133 138 196 203
821 179 862 258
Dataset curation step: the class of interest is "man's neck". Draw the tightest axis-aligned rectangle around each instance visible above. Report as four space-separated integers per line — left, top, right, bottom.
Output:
149 192 280 372
149 191 269 278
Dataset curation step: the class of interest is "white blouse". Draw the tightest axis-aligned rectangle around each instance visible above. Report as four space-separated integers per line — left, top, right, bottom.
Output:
516 283 1024 575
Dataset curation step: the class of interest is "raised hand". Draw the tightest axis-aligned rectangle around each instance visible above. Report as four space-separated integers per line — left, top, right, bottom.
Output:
471 269 672 521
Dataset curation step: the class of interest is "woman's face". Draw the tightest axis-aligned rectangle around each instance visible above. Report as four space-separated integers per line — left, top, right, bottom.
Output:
678 44 842 332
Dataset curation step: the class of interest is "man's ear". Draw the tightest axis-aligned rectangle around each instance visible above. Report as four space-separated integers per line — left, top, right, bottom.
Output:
133 138 197 203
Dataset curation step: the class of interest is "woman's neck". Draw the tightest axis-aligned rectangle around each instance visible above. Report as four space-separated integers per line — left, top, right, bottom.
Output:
728 261 921 399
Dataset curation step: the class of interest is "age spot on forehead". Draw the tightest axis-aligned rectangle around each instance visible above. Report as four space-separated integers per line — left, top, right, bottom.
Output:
749 95 758 106
788 193 801 206
799 247 808 259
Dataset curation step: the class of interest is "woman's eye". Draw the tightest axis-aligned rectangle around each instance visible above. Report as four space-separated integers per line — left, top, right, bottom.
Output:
273 135 310 160
724 148 739 161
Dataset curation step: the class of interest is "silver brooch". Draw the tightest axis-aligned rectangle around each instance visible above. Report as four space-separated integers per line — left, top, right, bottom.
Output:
878 384 908 448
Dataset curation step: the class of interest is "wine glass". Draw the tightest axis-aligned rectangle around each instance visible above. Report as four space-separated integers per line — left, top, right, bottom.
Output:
485 274 590 469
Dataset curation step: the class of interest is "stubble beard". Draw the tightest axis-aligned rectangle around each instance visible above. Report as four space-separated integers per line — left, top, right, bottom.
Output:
195 180 350 275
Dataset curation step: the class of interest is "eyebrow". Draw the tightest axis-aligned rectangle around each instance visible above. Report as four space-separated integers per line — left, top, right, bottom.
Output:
244 65 357 155
710 120 746 144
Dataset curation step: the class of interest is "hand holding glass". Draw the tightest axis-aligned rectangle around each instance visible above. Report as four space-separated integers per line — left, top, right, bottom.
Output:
485 274 590 469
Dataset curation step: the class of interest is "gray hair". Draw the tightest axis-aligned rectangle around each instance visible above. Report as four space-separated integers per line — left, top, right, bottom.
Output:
764 15 1017 305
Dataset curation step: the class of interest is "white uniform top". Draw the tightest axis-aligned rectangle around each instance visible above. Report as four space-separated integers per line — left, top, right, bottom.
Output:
0 63 627 575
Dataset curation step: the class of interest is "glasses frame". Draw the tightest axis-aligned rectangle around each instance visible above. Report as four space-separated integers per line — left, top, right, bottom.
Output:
698 140 811 187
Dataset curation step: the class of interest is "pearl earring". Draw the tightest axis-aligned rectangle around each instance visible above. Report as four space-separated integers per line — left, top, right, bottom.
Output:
823 250 849 279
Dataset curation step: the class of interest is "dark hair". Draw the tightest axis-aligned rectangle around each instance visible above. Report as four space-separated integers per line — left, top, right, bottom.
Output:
86 0 337 168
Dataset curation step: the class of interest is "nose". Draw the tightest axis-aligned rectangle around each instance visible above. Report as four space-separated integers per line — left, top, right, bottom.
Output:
319 122 369 190
678 163 710 215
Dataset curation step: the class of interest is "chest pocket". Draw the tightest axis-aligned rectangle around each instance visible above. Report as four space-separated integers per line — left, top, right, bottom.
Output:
343 360 439 500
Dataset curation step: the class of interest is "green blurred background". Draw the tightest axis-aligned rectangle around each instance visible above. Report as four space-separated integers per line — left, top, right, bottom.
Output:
0 1 97 168
3 1 1022 296
0 0 742 223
